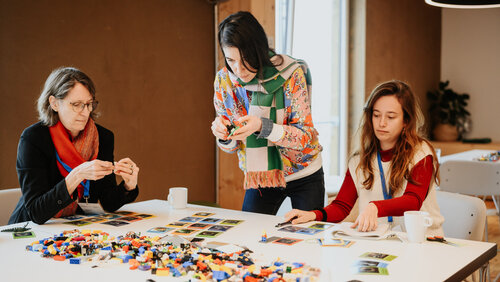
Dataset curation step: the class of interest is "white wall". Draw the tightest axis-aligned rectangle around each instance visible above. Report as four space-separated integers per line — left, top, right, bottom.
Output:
441 8 500 141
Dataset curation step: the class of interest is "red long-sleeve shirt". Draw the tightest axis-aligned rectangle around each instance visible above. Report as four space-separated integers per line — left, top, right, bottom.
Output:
314 149 434 222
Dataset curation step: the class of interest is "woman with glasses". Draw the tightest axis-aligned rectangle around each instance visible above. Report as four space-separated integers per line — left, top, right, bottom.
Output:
9 67 139 224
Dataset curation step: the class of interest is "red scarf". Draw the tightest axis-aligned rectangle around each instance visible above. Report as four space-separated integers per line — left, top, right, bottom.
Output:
49 119 99 217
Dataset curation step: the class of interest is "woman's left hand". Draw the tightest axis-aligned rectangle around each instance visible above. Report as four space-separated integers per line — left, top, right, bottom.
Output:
229 115 262 141
114 158 139 191
351 202 379 232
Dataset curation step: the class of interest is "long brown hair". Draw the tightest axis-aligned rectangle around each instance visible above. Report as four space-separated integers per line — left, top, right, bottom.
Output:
356 80 439 195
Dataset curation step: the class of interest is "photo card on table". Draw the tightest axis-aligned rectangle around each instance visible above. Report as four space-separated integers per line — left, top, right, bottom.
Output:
278 225 306 233
166 222 190 228
360 252 397 262
200 218 223 224
148 227 174 233
220 219 244 225
96 213 121 220
188 223 212 230
117 216 142 222
296 228 322 235
100 220 130 227
196 231 222 238
64 220 92 227
352 265 389 275
308 223 334 230
272 237 302 246
135 213 155 219
13 231 36 239
208 225 233 232
172 229 197 236
192 212 215 217
179 217 202 223
113 211 136 216
84 217 107 223
61 215 86 221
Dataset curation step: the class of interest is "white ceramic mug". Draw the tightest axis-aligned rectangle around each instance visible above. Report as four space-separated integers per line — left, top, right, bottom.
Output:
168 187 188 209
404 211 433 243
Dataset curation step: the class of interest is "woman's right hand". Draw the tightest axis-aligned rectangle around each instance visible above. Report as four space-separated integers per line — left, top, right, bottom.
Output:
76 160 114 180
211 116 231 140
284 209 317 224
65 160 114 193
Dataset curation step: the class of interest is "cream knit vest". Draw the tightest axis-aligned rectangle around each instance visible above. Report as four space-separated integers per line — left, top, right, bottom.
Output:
348 142 444 236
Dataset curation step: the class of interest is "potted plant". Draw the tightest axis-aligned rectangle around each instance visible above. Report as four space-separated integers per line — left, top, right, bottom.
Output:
427 81 470 141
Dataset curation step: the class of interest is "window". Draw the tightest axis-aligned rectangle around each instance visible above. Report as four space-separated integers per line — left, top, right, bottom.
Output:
276 0 348 195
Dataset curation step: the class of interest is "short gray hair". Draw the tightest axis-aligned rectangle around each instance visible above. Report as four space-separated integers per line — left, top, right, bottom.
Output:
37 67 97 126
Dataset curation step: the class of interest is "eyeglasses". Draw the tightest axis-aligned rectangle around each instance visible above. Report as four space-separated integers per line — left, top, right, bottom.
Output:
69 101 99 113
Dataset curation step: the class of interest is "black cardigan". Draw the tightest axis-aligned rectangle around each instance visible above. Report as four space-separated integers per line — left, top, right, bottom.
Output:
8 122 139 224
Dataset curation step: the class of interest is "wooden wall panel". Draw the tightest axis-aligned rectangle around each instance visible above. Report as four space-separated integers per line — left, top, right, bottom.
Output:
0 0 215 204
365 0 441 135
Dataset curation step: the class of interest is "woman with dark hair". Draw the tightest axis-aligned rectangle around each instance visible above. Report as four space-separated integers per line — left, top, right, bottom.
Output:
285 80 444 235
9 67 139 224
211 11 325 215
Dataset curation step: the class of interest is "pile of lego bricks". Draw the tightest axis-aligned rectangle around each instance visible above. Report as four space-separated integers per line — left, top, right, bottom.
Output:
25 229 321 281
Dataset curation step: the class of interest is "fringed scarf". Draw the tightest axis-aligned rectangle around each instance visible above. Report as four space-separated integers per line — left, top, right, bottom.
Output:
49 119 99 217
232 55 312 189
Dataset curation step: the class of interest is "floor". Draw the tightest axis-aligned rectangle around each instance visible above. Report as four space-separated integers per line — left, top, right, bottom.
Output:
485 200 499 281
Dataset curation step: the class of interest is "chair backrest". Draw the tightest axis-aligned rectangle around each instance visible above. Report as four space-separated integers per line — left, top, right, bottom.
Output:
439 160 500 196
0 188 22 226
436 191 486 241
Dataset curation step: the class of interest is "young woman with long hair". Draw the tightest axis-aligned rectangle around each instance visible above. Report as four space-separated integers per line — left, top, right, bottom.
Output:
285 80 444 235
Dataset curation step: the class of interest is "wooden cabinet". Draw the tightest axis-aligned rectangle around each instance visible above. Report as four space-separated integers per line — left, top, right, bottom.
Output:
430 141 500 156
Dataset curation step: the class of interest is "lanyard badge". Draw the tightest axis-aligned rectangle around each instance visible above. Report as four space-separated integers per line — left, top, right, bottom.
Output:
55 152 90 203
377 151 393 223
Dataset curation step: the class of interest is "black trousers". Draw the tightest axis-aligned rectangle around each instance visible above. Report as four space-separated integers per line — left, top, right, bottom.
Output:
241 167 325 215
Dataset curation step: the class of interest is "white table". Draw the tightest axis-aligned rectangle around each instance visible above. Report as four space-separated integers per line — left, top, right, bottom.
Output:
440 149 497 163
440 149 500 210
0 200 496 282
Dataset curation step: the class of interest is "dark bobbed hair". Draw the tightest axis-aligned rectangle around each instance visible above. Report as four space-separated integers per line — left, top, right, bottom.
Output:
37 67 97 126
218 11 282 78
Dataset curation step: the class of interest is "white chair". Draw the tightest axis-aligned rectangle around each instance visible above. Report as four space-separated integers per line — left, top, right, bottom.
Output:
439 160 500 242
436 191 486 241
436 191 489 282
0 188 22 226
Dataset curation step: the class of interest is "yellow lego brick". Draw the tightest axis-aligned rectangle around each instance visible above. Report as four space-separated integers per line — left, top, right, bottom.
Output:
248 265 256 273
220 265 232 275
156 269 170 276
209 263 220 271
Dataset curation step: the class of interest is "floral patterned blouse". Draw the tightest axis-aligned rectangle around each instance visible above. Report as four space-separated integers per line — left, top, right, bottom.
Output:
213 65 322 177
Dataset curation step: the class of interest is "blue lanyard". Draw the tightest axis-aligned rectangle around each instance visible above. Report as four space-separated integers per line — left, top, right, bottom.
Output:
377 151 393 223
55 152 90 201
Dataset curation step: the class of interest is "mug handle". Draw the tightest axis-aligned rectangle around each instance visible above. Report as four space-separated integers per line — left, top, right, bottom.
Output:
168 194 172 205
424 217 433 227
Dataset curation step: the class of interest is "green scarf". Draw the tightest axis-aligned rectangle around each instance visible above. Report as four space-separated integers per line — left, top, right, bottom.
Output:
237 55 312 189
